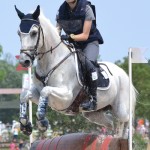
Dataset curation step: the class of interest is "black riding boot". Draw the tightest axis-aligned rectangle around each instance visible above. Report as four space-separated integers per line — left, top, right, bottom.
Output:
80 68 98 111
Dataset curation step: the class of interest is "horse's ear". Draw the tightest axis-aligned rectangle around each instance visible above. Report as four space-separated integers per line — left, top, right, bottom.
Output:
14 5 25 20
32 5 40 20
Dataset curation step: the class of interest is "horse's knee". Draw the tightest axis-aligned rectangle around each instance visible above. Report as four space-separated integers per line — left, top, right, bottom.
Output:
20 90 32 102
40 86 50 97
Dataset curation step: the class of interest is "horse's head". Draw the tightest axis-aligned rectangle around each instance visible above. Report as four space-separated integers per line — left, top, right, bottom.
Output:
15 5 44 67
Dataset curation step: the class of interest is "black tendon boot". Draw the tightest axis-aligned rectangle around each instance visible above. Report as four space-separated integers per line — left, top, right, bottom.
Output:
80 68 98 111
36 97 48 120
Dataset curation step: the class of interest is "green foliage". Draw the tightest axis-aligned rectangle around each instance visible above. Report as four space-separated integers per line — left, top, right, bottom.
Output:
18 132 29 141
133 133 147 150
0 54 24 123
116 57 150 121
0 60 22 88
132 64 150 121
0 109 19 123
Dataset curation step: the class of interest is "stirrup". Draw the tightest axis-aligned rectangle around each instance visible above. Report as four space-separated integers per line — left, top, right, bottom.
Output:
80 99 97 111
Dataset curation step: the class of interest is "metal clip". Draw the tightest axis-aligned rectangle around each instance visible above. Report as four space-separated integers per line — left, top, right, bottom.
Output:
44 76 49 85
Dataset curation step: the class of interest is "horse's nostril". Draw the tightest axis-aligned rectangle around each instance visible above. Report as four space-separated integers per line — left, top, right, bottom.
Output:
24 60 30 66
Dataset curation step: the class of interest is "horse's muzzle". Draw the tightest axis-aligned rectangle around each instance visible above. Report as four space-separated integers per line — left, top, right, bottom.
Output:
19 58 32 68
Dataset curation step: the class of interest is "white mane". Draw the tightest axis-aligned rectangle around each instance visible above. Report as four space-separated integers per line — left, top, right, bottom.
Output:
38 11 60 49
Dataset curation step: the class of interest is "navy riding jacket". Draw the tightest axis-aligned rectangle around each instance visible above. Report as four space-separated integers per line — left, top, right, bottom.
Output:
57 0 104 48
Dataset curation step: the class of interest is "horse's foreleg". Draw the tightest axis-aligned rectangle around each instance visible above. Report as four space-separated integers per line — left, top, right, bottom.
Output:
36 87 51 132
20 89 32 125
36 89 50 132
20 87 40 135
36 96 49 132
37 86 73 118
36 86 73 131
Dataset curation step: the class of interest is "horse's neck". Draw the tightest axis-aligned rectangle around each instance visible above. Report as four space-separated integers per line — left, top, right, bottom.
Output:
36 37 70 75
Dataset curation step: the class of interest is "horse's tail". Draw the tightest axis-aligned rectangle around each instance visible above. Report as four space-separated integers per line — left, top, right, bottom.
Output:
120 67 138 121
116 65 138 123
131 84 138 120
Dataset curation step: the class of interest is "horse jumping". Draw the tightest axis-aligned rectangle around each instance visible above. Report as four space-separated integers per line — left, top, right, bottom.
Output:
15 5 137 138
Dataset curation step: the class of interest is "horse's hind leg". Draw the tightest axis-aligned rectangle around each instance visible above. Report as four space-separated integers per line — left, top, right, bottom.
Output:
122 122 129 139
82 109 114 130
115 121 125 137
113 87 129 137
113 99 129 138
20 90 31 124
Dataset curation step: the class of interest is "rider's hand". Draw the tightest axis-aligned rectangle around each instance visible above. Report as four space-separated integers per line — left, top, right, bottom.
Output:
61 34 74 43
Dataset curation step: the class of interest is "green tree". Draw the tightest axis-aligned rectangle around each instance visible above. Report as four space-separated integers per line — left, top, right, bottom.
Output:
116 57 150 121
0 53 24 123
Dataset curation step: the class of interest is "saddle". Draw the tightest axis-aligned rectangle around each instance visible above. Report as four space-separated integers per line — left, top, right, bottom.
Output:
65 47 111 115
81 61 110 89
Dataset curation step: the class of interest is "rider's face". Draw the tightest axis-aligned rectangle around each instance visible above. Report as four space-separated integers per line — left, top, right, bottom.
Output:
65 0 77 9
66 0 76 3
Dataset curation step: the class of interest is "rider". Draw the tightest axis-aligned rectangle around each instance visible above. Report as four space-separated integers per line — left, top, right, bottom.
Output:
56 0 104 111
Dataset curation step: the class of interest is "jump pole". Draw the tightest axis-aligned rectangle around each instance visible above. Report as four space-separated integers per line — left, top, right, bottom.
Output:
128 47 148 150
128 48 133 150
16 55 33 146
28 67 33 147
30 133 128 150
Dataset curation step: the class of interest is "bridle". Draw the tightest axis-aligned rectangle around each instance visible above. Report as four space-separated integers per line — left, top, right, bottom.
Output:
20 19 65 63
19 19 43 62
19 18 76 86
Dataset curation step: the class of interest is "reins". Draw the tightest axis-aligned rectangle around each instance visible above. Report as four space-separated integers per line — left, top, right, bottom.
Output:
19 18 77 86
33 39 77 86
35 49 76 86
37 41 62 60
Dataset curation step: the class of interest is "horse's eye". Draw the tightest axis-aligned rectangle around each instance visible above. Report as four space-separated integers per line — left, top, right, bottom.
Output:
30 31 37 37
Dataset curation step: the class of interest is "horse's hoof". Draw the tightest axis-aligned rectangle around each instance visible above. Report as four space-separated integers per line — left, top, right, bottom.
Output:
36 117 49 132
20 117 28 126
20 122 32 136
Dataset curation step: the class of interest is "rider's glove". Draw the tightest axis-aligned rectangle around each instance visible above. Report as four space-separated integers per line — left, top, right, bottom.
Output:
61 34 74 43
